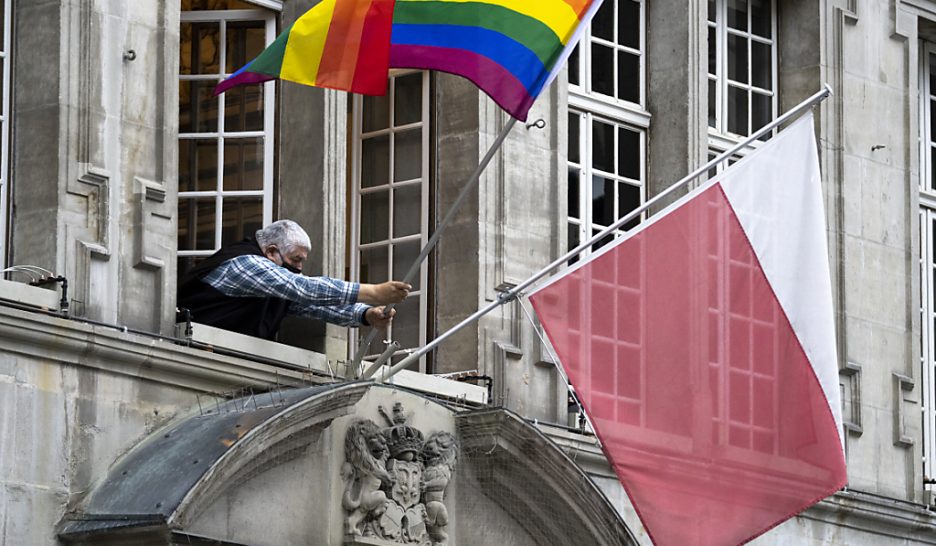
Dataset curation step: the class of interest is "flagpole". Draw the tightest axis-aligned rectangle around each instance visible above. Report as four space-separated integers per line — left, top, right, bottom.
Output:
351 116 520 377
368 84 833 382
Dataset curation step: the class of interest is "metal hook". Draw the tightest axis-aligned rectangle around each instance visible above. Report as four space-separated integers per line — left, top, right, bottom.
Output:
525 118 546 130
123 50 137 62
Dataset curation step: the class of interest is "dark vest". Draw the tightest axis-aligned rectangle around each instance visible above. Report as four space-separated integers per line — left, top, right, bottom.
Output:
177 239 291 340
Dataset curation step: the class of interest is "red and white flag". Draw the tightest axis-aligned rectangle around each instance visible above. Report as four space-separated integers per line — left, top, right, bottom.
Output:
530 113 846 546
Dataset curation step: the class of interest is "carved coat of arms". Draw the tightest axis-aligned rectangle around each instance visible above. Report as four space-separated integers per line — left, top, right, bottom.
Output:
341 403 458 546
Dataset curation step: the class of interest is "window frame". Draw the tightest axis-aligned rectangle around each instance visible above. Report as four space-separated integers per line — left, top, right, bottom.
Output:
919 41 936 495
349 70 431 371
177 7 277 264
568 0 647 111
707 0 778 141
0 0 12 267
567 0 648 263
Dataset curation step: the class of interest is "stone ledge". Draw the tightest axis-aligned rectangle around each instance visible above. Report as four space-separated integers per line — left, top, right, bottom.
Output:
0 303 316 392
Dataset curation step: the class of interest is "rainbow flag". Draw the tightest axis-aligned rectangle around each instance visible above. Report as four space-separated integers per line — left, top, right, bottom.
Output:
390 0 602 120
216 0 604 121
214 0 396 96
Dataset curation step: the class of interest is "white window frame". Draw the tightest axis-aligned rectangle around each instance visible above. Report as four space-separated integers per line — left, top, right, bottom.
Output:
567 0 648 263
178 7 277 262
919 42 936 496
349 70 431 371
567 110 646 258
568 0 647 112
0 0 12 266
707 0 778 141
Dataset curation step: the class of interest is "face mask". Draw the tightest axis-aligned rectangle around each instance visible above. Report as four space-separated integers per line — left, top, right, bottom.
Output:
276 250 302 274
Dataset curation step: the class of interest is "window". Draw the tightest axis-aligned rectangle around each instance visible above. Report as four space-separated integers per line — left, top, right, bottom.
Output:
707 0 777 141
567 0 647 262
0 0 11 266
919 43 936 495
350 71 430 371
177 0 278 279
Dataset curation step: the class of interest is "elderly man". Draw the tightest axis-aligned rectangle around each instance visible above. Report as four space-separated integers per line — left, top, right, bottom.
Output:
177 219 411 340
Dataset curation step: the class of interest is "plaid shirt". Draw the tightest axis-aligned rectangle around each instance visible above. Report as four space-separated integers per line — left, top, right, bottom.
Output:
202 254 370 327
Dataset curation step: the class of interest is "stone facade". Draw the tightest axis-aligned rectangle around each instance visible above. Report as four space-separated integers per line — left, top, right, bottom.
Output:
1 0 936 545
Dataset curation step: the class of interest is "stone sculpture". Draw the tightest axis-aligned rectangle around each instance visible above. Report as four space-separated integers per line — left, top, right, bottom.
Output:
341 403 458 545
341 419 391 536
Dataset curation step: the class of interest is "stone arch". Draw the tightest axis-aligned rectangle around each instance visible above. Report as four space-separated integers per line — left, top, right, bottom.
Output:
58 382 637 545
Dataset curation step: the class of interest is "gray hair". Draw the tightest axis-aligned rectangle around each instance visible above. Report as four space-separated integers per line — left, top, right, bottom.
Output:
255 220 311 254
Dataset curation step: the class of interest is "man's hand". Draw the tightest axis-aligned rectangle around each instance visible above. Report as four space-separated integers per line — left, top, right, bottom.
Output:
365 306 396 330
358 281 411 305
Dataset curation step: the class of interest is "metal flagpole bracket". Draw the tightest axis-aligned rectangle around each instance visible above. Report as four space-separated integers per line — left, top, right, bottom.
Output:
372 85 833 385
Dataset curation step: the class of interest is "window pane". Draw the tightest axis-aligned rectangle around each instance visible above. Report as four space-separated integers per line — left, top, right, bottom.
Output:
930 53 936 96
568 44 580 86
931 147 936 191
363 93 390 133
568 224 581 255
592 0 614 42
728 0 748 31
393 129 422 182
394 73 423 126
708 26 717 76
360 246 389 284
224 84 264 132
225 21 265 73
750 0 771 38
223 138 264 191
180 81 219 133
592 175 615 226
361 135 390 188
591 43 614 96
178 198 217 251
392 295 421 348
619 0 640 49
180 23 195 75
708 78 717 127
393 183 422 238
727 34 748 84
751 92 771 136
193 23 221 75
592 120 615 173
708 0 716 22
728 85 749 136
179 139 218 192
221 197 263 246
617 51 640 103
568 113 580 164
393 240 421 291
361 190 390 244
568 167 581 218
618 126 640 180
618 182 641 230
931 101 936 143
751 41 771 89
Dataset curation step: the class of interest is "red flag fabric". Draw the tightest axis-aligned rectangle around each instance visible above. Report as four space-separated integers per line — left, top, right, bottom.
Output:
529 113 846 546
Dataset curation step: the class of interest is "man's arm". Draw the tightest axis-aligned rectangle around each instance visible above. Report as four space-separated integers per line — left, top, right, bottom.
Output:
289 301 371 327
288 302 397 329
203 255 359 306
203 255 411 307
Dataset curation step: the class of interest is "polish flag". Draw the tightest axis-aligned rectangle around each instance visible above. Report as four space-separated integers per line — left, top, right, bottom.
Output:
529 113 846 546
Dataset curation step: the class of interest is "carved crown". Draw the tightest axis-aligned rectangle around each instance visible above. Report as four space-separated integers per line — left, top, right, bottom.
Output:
382 402 424 458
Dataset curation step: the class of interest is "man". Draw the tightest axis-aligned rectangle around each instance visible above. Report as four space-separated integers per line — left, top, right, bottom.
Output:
177 219 411 340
